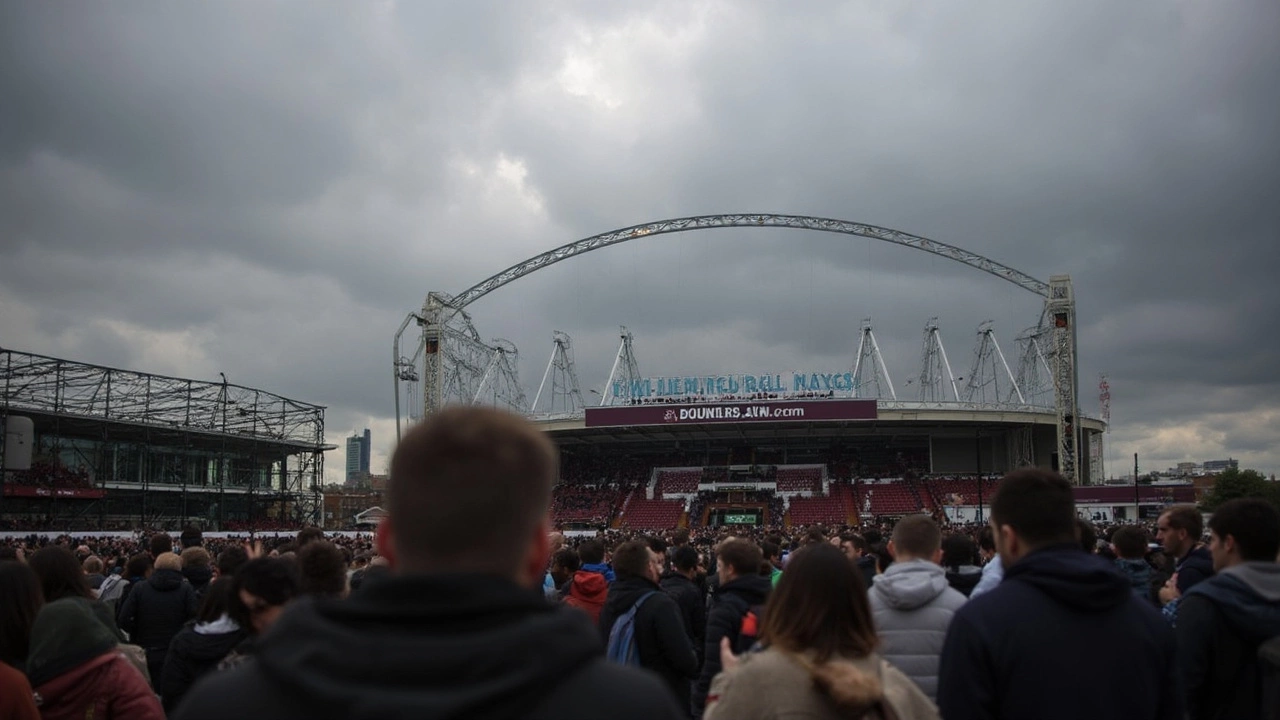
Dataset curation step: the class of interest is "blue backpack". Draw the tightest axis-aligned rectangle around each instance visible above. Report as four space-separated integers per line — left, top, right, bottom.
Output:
606 591 659 665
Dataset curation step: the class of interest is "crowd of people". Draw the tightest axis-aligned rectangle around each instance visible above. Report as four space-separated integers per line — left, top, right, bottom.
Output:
0 406 1277 719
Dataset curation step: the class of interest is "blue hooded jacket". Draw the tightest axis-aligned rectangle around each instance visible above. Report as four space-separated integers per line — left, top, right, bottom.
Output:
937 545 1182 720
1115 557 1155 605
581 562 616 584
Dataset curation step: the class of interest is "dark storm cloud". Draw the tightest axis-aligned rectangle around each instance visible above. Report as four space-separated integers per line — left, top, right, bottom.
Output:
0 1 1276 478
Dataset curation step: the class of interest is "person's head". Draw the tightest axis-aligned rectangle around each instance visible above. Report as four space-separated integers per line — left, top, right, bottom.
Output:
296 541 348 598
760 543 876 663
941 534 979 569
126 552 154 580
549 548 579 586
82 555 103 576
0 561 44 668
229 558 299 635
28 546 93 602
180 526 203 549
1206 498 1280 571
671 545 699 578
888 515 942 564
716 539 762 586
154 552 182 572
296 527 325 548
217 546 249 578
547 532 565 555
181 546 211 571
195 577 236 624
1156 505 1203 558
379 407 557 587
614 540 662 583
1111 525 1150 560
761 541 781 566
577 539 605 566
672 528 691 547
1076 519 1098 554
978 526 996 560
838 533 866 562
988 469 1076 565
149 533 174 558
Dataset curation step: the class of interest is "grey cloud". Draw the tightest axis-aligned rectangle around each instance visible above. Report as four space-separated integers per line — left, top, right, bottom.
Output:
1 1 1277 478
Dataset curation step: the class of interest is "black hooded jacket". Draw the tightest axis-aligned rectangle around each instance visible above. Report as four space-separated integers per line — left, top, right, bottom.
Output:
692 573 772 716
598 575 699 709
160 620 248 713
660 571 707 664
118 568 198 652
172 573 685 720
936 545 1182 720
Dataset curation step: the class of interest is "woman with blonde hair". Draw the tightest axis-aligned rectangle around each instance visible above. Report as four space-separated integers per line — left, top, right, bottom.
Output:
705 543 937 720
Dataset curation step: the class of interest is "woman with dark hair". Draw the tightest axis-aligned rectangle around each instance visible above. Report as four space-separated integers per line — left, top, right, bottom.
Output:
0 560 44 671
704 543 937 720
160 578 247 713
27 546 126 642
0 561 43 720
217 558 299 670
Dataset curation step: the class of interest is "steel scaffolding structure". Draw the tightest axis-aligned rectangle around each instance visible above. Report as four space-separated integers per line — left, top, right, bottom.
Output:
0 349 327 528
394 213 1084 482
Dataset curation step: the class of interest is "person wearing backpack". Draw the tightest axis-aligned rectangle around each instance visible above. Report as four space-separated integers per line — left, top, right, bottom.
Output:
600 540 699 716
693 538 772 718
1176 498 1280 720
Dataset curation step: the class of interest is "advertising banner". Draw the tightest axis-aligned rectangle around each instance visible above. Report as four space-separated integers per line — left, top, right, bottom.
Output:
584 399 877 428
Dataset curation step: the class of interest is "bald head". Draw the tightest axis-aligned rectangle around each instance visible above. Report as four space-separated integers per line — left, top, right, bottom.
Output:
384 407 558 577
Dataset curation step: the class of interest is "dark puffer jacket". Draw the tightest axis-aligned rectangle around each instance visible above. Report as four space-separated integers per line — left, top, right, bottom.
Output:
693 574 772 716
118 568 198 687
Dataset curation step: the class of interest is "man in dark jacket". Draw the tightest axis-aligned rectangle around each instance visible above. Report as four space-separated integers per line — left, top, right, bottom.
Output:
661 545 707 666
600 540 699 715
1177 498 1280 720
1157 504 1215 601
693 538 771 717
173 407 684 720
936 469 1182 720
118 551 198 688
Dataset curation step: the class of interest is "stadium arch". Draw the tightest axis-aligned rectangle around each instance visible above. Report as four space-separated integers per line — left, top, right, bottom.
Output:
395 214 1081 481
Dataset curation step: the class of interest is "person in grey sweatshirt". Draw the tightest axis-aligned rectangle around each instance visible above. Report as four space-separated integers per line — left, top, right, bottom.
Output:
869 515 968 701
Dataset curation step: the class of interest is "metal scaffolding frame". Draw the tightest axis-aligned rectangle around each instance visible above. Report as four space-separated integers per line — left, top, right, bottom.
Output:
0 349 326 528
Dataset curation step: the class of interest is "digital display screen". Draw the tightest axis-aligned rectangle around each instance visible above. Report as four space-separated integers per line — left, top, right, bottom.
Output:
723 513 758 524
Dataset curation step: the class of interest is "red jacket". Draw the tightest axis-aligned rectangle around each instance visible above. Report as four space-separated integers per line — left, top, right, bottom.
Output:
0 662 39 720
33 651 164 720
564 570 609 623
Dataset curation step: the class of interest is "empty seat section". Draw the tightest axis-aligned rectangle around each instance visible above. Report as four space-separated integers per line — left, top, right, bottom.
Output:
656 469 701 496
775 466 821 492
620 498 685 530
787 495 845 525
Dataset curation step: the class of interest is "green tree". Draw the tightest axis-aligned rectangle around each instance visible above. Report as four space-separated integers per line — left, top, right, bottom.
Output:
1200 468 1280 511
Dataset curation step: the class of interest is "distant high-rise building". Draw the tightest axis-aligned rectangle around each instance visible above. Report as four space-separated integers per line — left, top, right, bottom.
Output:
346 429 371 484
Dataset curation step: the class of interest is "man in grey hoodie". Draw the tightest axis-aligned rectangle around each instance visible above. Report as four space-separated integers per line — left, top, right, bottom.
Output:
1176 497 1280 720
869 514 968 701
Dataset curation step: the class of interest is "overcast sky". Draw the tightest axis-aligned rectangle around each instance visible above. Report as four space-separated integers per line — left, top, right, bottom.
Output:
2 1 1276 482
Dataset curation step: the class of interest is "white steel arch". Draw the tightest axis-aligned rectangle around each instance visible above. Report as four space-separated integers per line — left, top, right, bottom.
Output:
397 214 1081 481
